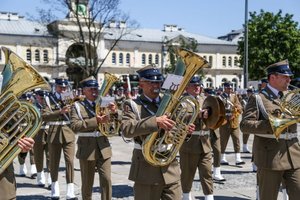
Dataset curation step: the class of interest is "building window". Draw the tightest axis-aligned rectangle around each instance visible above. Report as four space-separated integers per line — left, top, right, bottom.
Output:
0 51 2 61
221 78 227 87
209 56 213 67
112 52 116 64
234 56 239 66
35 50 40 62
222 56 226 66
203 55 207 61
155 54 159 65
43 50 49 63
228 57 232 67
126 53 130 65
148 54 153 65
119 53 123 64
26 49 32 61
206 78 213 88
142 54 146 65
232 78 238 90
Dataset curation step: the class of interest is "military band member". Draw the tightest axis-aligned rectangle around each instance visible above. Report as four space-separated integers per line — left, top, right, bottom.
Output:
242 88 254 153
121 65 186 200
33 89 52 187
0 137 35 200
18 93 37 178
219 82 245 165
43 77 77 200
179 76 214 200
240 60 300 200
204 88 226 182
70 76 115 200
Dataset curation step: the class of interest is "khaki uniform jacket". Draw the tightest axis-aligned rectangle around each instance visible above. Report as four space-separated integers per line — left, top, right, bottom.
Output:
221 92 242 128
70 99 112 160
240 86 300 170
43 94 75 144
121 94 181 185
180 95 211 154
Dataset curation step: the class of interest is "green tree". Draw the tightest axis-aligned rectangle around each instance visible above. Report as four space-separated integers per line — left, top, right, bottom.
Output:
238 10 300 80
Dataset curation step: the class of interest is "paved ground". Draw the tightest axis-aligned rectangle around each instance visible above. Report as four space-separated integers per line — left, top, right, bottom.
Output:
14 133 286 200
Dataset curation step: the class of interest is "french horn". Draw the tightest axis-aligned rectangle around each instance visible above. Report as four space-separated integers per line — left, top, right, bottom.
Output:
0 47 50 174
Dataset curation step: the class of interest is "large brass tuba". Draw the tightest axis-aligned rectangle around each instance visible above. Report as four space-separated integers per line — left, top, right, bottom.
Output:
142 48 209 166
268 88 300 138
0 47 50 174
96 72 120 137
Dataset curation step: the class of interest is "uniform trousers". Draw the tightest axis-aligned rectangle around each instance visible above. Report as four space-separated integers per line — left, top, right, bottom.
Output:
48 142 75 183
18 149 35 165
33 138 50 172
210 130 221 167
242 132 250 145
180 151 213 195
258 167 300 200
79 158 112 200
133 180 181 200
220 123 241 153
0 164 16 200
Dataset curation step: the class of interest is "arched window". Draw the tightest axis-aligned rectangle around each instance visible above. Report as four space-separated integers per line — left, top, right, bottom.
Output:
222 56 226 66
209 56 213 67
0 51 2 61
35 49 40 62
112 52 116 64
126 53 130 65
234 56 239 66
203 55 207 61
43 50 49 63
26 49 32 61
119 53 123 64
221 78 227 87
228 57 232 67
142 54 146 65
206 78 213 88
148 54 153 65
232 78 238 90
155 54 159 65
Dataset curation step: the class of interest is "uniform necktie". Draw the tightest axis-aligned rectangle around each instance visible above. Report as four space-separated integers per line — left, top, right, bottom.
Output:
278 91 283 99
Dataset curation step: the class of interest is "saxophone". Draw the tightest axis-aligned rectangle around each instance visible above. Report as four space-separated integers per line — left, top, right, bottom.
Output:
142 48 209 166
0 47 50 174
95 72 120 137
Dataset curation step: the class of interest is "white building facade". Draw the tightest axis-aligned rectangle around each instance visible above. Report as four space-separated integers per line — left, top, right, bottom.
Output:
0 11 244 89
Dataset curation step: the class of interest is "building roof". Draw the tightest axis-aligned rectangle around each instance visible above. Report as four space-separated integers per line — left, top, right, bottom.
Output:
0 12 49 36
104 27 236 45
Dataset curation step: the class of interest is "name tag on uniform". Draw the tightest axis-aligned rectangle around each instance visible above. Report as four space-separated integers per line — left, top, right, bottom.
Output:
162 74 183 91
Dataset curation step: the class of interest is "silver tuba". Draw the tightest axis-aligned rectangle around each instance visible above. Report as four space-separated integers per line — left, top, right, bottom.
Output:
0 47 50 174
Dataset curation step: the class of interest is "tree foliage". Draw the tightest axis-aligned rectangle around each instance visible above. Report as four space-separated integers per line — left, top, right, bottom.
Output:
238 10 300 80
35 0 138 87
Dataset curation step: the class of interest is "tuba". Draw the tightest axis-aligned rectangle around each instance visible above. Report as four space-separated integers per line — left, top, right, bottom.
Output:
268 88 300 138
0 47 50 174
96 72 120 137
142 48 209 166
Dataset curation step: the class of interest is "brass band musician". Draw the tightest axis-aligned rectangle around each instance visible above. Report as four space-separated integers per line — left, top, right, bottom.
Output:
219 82 245 165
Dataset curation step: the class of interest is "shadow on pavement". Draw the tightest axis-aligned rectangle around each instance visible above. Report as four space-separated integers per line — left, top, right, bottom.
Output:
92 184 133 198
17 195 50 200
195 196 250 200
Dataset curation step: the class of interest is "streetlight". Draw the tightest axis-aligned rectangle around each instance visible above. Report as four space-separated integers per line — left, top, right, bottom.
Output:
244 0 249 88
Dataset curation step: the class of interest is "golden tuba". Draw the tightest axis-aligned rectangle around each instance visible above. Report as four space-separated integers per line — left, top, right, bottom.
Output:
96 72 120 137
0 47 50 174
268 88 300 139
142 48 209 166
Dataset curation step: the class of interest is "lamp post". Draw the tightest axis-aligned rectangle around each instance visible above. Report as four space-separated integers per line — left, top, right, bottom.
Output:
244 0 249 88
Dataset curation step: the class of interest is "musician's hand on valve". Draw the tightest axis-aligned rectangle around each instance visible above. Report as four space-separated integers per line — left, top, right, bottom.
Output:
187 124 196 135
18 137 35 153
60 105 71 114
156 115 176 131
107 102 117 113
96 113 110 124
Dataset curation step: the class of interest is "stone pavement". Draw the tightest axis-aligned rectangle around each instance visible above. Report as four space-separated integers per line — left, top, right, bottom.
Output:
14 134 286 200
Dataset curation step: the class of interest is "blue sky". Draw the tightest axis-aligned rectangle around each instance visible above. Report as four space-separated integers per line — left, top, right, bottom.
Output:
1 0 300 37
